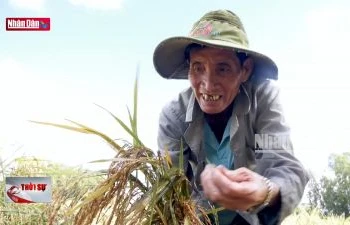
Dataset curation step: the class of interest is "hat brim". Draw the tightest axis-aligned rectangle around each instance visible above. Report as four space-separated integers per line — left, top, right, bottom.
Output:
153 37 278 80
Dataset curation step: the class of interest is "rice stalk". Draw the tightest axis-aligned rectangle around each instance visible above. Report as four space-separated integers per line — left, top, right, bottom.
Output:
31 73 213 224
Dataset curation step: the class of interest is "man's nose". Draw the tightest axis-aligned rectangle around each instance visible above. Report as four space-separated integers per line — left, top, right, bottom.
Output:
202 72 217 92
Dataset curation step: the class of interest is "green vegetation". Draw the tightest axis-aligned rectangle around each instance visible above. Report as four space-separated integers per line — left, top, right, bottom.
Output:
282 208 350 225
308 152 350 217
0 156 103 224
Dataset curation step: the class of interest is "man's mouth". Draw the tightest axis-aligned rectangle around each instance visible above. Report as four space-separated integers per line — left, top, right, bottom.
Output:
201 93 222 101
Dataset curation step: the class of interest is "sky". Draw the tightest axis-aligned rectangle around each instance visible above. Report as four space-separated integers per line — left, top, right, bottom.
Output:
0 0 350 178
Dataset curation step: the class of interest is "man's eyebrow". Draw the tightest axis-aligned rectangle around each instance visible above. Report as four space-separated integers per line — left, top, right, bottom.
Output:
216 61 232 66
189 58 204 63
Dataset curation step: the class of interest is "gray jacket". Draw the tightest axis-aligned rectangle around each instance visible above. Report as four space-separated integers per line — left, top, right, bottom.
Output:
157 78 309 225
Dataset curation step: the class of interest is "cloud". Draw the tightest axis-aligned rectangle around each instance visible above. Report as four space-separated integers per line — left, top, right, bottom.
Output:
276 5 350 88
9 0 46 11
275 5 350 176
305 5 350 61
0 58 120 168
68 0 123 10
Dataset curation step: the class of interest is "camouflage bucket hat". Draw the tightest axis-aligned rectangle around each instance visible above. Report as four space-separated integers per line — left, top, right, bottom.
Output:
153 9 278 80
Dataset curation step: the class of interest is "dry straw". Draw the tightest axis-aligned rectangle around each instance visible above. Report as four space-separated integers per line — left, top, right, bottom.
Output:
31 72 214 225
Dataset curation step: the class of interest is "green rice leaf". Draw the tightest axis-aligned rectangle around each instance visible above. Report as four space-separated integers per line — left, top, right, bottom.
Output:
29 120 90 134
30 120 124 154
94 104 144 147
126 106 133 132
132 68 139 144
88 158 138 163
154 205 167 225
179 138 184 173
169 194 178 225
65 119 124 153
66 179 114 215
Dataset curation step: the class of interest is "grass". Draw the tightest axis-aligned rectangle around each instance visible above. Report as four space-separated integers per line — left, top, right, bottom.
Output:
282 208 350 225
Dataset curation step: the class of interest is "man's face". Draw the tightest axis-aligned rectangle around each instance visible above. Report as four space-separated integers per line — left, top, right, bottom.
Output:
188 46 253 114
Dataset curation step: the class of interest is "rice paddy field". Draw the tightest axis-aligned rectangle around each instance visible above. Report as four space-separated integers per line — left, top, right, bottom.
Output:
1 81 349 225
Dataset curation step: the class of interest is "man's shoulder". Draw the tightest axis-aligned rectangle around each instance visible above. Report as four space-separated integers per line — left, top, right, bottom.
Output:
161 87 192 121
247 78 280 93
245 78 281 103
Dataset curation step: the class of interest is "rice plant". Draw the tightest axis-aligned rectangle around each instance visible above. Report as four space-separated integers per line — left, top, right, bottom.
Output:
31 75 212 225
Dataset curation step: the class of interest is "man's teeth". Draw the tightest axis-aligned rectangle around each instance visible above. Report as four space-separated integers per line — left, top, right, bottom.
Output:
202 94 220 101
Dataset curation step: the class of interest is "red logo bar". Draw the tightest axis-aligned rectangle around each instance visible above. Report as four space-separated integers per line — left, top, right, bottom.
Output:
7 186 34 203
6 17 50 31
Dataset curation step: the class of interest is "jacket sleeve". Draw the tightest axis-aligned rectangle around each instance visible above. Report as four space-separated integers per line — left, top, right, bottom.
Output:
253 80 309 224
157 100 191 175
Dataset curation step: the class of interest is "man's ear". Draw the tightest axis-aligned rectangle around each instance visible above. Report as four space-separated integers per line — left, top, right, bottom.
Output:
241 57 254 82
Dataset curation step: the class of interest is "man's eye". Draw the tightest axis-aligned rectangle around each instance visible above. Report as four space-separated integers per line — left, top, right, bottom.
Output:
191 64 204 74
218 66 231 73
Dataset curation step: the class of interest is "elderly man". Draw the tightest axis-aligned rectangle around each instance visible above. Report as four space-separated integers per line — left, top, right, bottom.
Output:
154 9 309 225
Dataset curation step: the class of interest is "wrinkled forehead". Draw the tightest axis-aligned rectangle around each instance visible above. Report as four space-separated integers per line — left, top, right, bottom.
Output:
185 44 248 64
186 44 234 58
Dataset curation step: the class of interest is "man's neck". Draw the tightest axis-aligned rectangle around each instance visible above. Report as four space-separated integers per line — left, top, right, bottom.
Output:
204 101 234 142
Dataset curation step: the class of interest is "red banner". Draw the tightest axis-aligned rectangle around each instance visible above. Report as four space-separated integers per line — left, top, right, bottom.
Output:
6 17 50 31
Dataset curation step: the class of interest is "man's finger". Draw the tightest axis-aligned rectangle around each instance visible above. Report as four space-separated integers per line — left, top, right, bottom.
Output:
200 165 222 201
211 168 253 197
222 167 252 182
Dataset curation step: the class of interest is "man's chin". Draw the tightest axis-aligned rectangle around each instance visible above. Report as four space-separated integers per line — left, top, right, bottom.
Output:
199 104 225 114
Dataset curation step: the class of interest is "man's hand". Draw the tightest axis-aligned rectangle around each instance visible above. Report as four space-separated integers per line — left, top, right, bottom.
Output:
200 165 280 211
